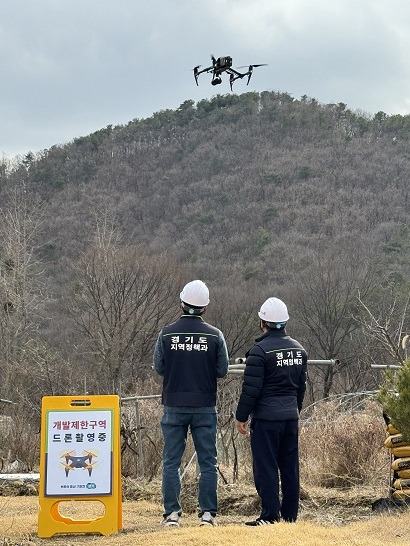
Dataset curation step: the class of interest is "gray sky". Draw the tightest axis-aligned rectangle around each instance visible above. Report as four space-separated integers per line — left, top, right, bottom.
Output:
1 0 409 158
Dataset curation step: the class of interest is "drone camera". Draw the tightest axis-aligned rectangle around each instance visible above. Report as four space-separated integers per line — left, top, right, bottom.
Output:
211 76 222 86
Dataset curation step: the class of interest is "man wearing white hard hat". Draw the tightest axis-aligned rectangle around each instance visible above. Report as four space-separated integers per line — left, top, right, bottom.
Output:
153 280 229 527
235 297 307 526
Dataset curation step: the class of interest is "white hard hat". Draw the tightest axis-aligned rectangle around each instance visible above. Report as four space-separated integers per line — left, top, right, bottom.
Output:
258 297 289 323
180 280 210 307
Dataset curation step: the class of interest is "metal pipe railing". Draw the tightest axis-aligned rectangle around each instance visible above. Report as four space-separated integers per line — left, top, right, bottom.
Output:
0 398 16 405
371 364 402 370
121 394 161 402
228 358 339 373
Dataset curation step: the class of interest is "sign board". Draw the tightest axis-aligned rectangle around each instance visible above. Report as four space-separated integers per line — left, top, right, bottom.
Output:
38 395 122 537
44 408 113 496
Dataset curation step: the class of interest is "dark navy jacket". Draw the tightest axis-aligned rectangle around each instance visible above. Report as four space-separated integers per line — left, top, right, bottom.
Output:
236 328 307 422
154 315 229 407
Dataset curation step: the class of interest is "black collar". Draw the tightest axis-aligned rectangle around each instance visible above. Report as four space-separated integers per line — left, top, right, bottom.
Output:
255 328 287 342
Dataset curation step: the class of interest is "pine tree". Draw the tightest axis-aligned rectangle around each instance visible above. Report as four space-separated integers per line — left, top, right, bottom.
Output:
378 359 410 442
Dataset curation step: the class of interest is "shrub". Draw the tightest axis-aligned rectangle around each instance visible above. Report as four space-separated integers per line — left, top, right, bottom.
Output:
299 399 387 488
378 358 410 442
0 408 40 472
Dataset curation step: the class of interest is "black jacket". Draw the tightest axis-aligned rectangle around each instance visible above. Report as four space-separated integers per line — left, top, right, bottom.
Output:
154 315 229 407
235 328 307 422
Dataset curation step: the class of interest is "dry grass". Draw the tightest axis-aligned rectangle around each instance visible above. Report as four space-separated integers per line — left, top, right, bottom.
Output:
299 399 388 488
0 396 404 544
0 495 410 546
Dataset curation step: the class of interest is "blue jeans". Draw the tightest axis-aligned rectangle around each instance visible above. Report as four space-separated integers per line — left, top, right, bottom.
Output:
161 412 218 517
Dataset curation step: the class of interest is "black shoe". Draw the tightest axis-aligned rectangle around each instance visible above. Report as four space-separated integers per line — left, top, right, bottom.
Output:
245 518 275 526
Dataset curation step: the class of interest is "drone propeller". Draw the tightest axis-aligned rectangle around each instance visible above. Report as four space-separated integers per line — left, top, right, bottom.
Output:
60 450 75 459
83 450 98 457
60 462 74 470
83 462 97 470
237 64 268 69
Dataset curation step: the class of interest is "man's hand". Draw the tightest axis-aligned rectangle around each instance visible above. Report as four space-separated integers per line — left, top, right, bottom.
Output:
236 420 250 435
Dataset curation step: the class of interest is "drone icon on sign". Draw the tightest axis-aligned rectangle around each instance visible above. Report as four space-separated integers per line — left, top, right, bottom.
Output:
60 449 98 477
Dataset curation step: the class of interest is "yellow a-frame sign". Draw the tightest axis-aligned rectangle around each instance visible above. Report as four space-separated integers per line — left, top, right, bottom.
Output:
38 395 122 537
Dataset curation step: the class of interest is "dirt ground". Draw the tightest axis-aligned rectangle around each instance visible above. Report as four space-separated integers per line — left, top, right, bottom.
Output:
1 479 410 546
0 476 407 527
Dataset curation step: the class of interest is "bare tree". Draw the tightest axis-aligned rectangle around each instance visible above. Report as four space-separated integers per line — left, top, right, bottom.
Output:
357 290 409 367
0 189 45 399
288 244 375 399
68 220 185 394
207 285 259 358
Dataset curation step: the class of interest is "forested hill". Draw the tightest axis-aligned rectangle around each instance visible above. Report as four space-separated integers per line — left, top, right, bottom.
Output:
4 92 409 279
0 91 409 399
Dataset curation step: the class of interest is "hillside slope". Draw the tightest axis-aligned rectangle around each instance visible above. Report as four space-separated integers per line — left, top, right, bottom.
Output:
0 91 409 398
4 92 409 284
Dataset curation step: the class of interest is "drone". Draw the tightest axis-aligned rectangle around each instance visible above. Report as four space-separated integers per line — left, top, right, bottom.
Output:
60 449 98 477
193 55 267 91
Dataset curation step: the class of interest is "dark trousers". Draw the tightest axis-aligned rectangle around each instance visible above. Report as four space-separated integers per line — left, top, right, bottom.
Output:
250 418 300 522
